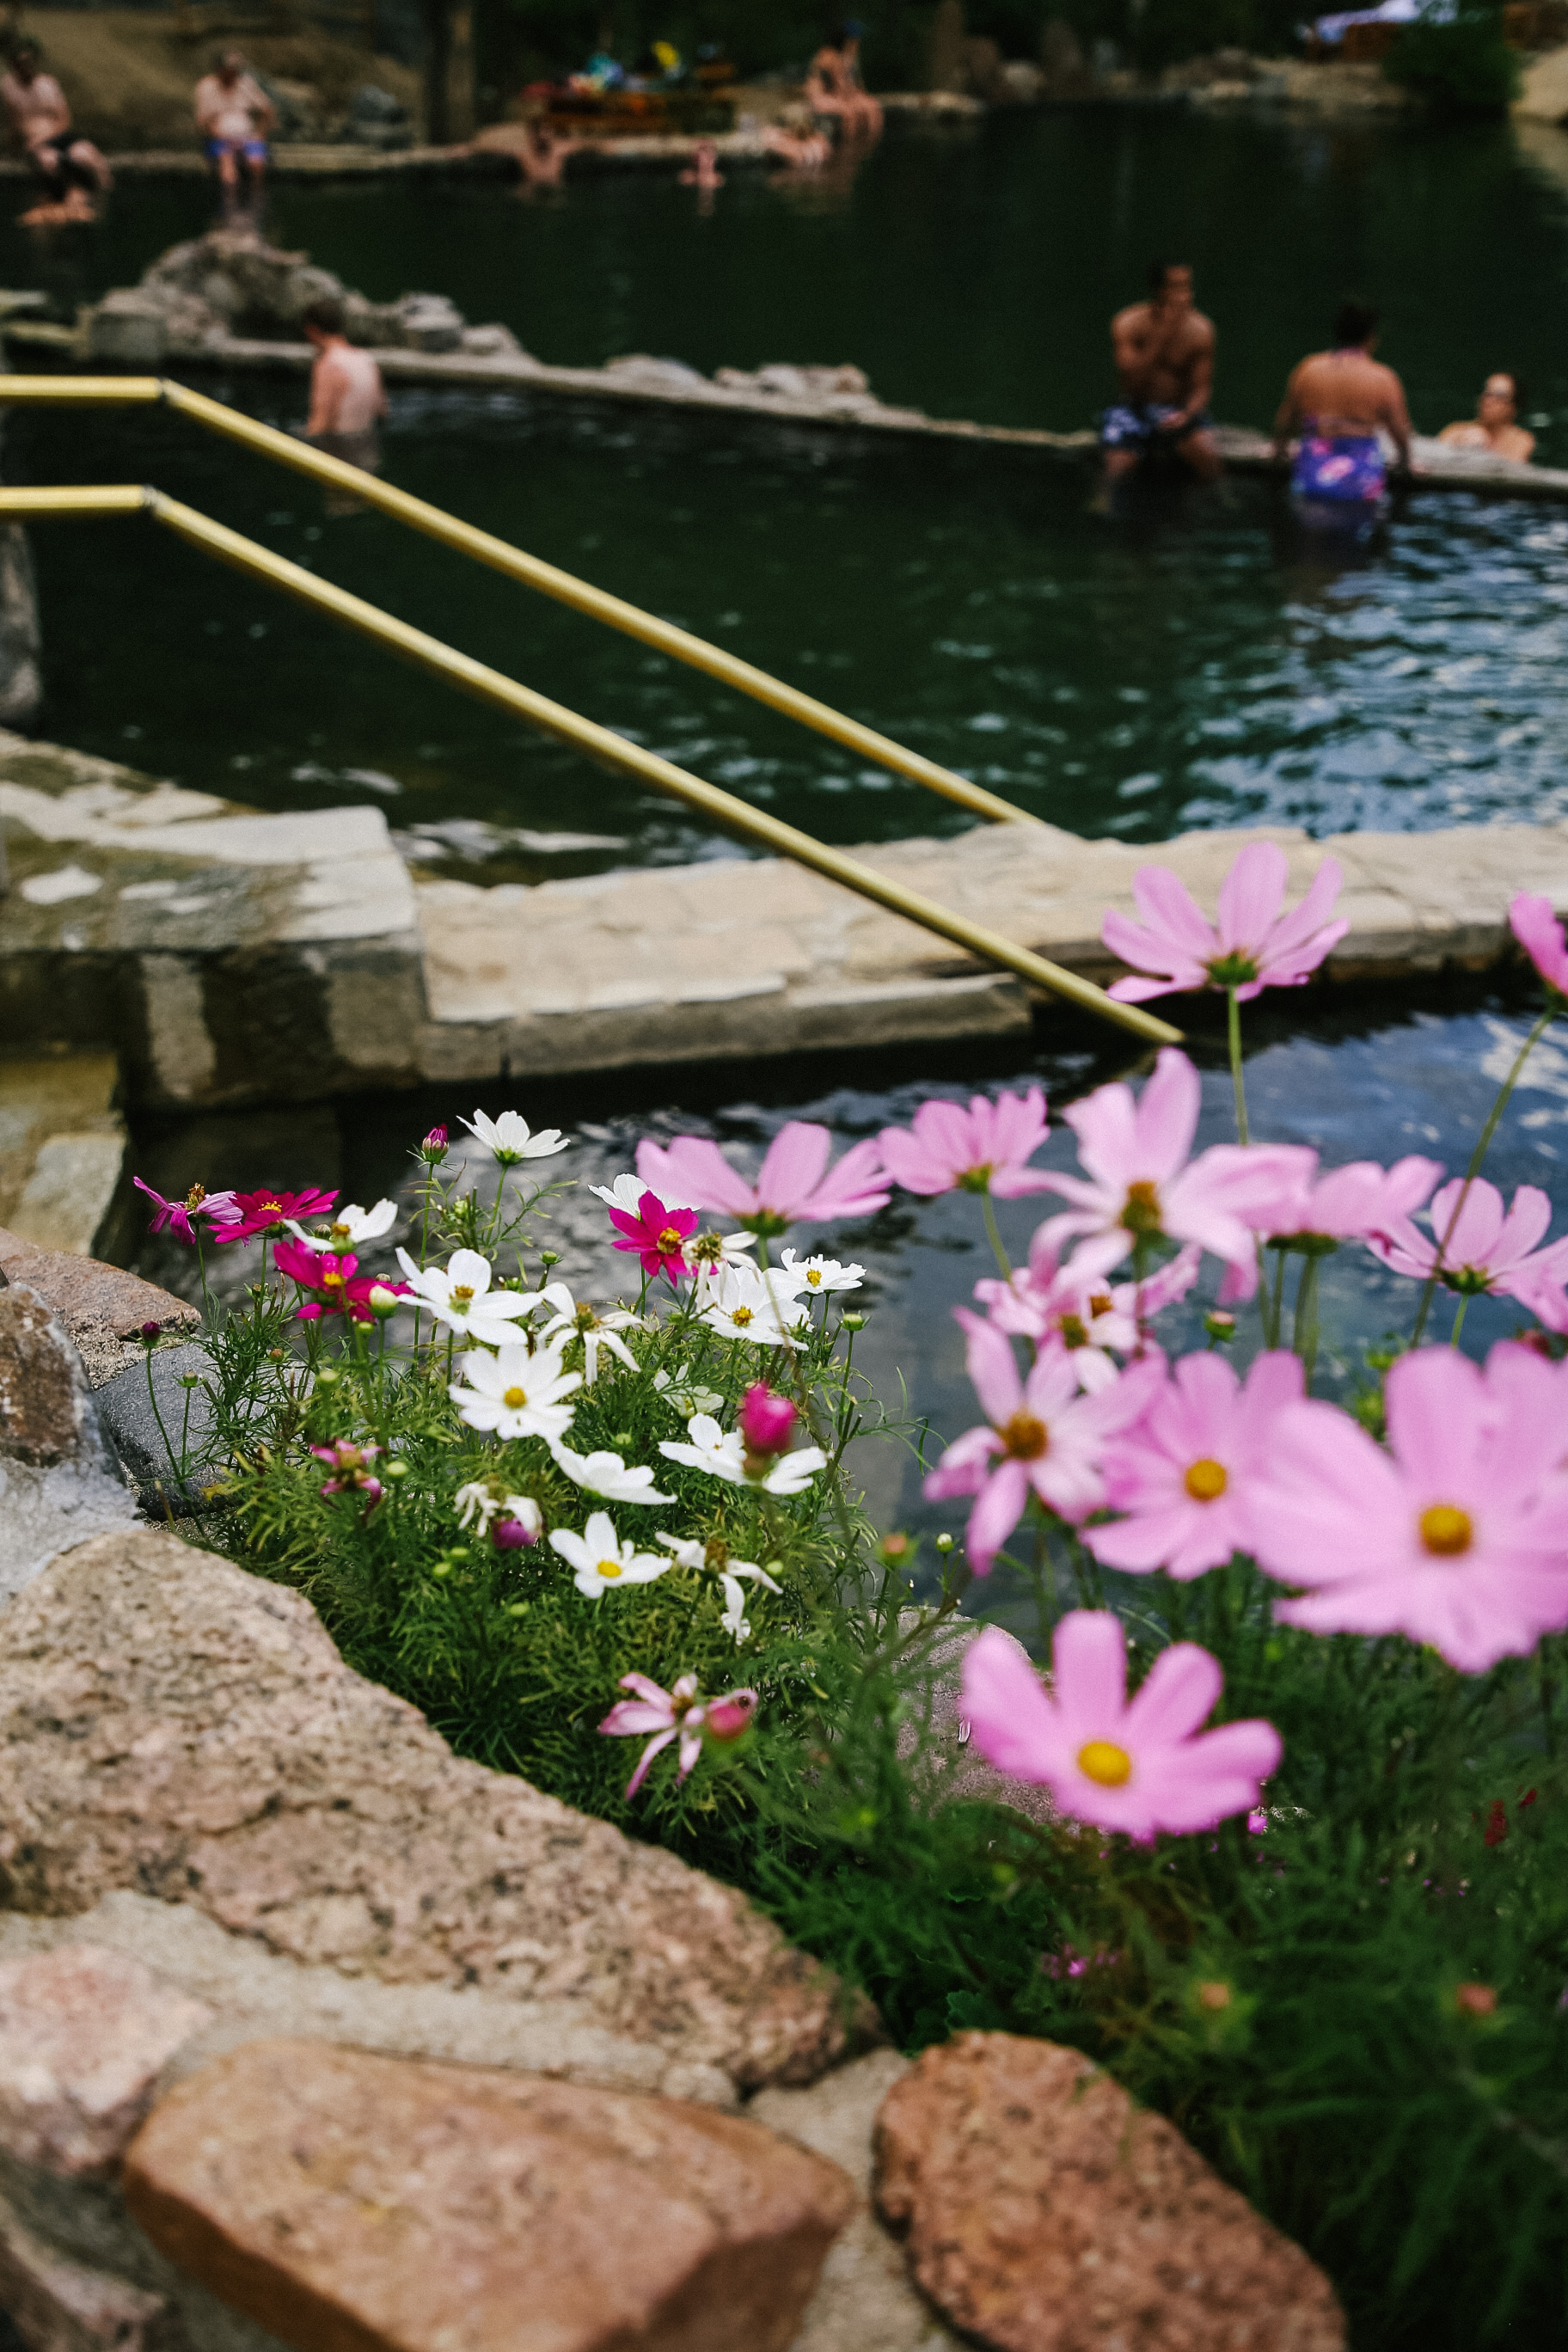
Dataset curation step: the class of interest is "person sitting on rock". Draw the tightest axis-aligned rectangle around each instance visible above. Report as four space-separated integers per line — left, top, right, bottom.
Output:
301 297 388 514
1 38 110 225
1438 371 1534 465
194 50 276 202
805 22 883 138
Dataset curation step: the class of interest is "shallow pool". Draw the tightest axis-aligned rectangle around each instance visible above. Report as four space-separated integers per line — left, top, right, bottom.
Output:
11 107 1568 864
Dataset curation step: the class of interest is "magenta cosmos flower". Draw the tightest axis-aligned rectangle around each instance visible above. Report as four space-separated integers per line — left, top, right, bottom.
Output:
597 1670 758 1798
1087 1350 1303 1581
1368 1178 1568 1327
1250 1155 1443 1248
960 1614 1281 1837
226 1185 338 1242
636 1122 889 1238
879 1087 1052 1198
272 1240 407 1323
132 1178 242 1246
925 1312 1161 1571
1035 1050 1310 1301
1248 1343 1568 1672
1510 892 1568 997
606 1188 700 1285
975 1233 1199 1394
1102 841 1349 1005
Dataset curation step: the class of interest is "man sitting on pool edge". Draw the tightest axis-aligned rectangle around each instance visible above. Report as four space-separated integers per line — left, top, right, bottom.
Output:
1438 371 1534 465
1272 298 1412 523
1100 261 1221 491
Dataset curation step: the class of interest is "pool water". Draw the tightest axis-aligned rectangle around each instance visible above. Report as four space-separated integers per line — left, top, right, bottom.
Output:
10 106 1568 863
129 972 1568 1603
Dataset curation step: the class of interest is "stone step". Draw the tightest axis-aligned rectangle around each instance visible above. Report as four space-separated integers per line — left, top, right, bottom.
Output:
3 729 1562 1108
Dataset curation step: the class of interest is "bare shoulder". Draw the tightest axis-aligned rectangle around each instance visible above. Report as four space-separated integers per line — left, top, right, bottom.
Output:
1188 308 1217 350
1112 300 1152 337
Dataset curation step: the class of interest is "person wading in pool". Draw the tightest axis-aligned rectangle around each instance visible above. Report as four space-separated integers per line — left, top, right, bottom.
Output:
1101 262 1221 490
301 298 387 515
1272 299 1412 523
1439 371 1534 465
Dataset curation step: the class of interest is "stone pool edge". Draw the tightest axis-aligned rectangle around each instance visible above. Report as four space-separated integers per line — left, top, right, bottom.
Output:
2 729 1561 1110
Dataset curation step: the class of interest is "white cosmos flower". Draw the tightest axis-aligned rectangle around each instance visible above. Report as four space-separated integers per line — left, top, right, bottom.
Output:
532 1279 644 1384
658 1412 828 1495
449 1343 580 1442
501 1494 543 1538
658 1532 782 1591
590 1170 695 1213
396 1246 536 1345
777 1248 866 1297
651 1369 725 1418
548 1509 670 1599
285 1198 398 1253
462 1108 571 1165
698 1263 807 1347
550 1442 674 1507
454 1479 500 1534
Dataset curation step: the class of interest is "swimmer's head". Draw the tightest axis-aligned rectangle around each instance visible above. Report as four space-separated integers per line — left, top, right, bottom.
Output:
1148 260 1192 309
1480 371 1522 424
1333 299 1379 352
217 47 248 80
302 297 346 344
10 35 41 77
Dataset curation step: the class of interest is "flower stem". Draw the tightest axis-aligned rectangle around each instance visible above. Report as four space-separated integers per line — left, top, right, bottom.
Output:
981 1192 1012 1280
1412 1001 1557 1343
1267 1244 1287 1351
1449 1293 1471 1350
1227 989 1249 1145
1292 1253 1321 1389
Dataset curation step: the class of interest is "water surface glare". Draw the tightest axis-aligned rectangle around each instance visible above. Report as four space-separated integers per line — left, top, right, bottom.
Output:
12 108 1568 861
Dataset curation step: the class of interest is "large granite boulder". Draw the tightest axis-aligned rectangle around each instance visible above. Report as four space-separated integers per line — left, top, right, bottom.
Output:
0 1284 136 1604
0 1529 868 2093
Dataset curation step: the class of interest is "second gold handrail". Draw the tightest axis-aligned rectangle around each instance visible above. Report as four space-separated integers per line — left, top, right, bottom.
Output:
0 480 1180 1047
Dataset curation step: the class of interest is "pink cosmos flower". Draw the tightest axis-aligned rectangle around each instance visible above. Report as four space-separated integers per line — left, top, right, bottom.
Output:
924 1313 1162 1571
1102 841 1349 1004
738 1383 797 1456
960 1613 1281 1838
1034 1050 1312 1302
1087 1350 1304 1580
132 1178 242 1246
977 1233 1200 1393
310 1438 383 1504
606 1188 699 1285
636 1122 889 1237
1249 1155 1443 1246
879 1087 1052 1199
597 1670 759 1798
226 1186 338 1242
1247 1342 1568 1672
1368 1178 1568 1326
273 1240 408 1323
1510 892 1568 996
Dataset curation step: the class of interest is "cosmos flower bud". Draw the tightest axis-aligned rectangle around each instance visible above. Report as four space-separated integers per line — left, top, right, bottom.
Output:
140 1320 161 1343
738 1382 796 1457
368 1285 401 1319
491 1516 537 1551
421 1125 450 1162
702 1693 757 1743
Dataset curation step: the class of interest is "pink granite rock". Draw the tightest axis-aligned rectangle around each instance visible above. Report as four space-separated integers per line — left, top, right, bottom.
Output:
0 1944 211 2177
123 2037 858 2352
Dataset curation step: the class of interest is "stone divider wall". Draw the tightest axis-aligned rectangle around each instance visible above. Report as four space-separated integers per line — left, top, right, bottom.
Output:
3 728 1564 1109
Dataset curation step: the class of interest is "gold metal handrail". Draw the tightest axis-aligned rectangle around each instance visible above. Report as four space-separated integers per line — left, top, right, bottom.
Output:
0 372 1045 831
0 481 1180 1046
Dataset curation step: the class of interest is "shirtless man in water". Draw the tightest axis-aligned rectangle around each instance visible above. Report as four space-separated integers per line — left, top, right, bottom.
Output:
1101 262 1220 487
1 39 110 224
303 298 387 513
1272 300 1412 519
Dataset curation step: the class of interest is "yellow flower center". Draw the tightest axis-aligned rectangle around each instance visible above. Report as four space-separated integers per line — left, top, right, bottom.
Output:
805 1268 824 1287
1058 1314 1088 1350
1001 1410 1048 1461
731 1305 754 1327
1420 1504 1473 1557
450 1286 474 1306
1088 1293 1113 1317
186 1184 206 1210
657 1227 685 1253
502 1386 527 1409
1122 1179 1163 1236
322 1271 344 1290
1078 1740 1132 1786
1185 1457 1228 1502
260 1199 282 1216
597 1557 622 1579
330 1222 351 1242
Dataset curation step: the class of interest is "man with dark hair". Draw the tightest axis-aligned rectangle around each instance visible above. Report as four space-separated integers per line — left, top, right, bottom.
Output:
1439 371 1534 465
0 37 110 223
1100 261 1220 488
1272 299 1412 520
301 299 387 512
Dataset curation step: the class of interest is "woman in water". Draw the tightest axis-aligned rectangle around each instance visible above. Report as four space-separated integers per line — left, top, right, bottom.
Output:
1438 372 1534 465
1272 300 1412 530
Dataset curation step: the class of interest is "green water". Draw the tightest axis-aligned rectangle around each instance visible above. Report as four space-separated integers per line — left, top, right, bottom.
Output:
9 105 1568 862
